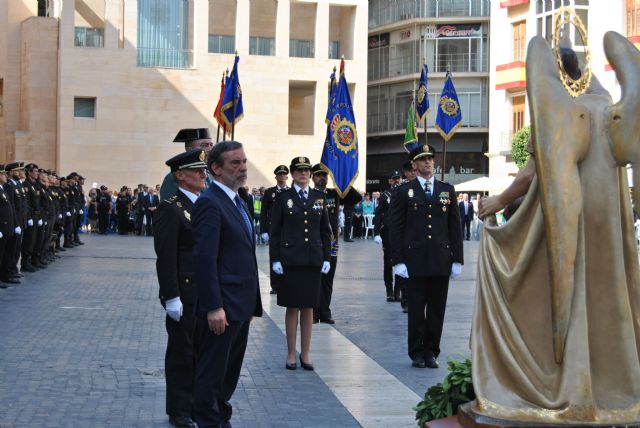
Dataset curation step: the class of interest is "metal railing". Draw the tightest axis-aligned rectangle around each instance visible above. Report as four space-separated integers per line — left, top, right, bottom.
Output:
137 48 193 69
250 37 275 56
74 27 104 48
208 34 235 54
369 51 487 81
369 0 489 28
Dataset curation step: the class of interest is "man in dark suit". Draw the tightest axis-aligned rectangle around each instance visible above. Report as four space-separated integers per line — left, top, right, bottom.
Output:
192 141 263 428
389 144 464 369
136 185 149 235
259 165 289 294
146 189 159 236
154 150 208 428
458 193 474 240
374 170 402 303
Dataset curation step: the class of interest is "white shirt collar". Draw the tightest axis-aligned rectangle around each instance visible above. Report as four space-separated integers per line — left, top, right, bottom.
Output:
416 175 434 191
178 187 199 204
293 183 308 195
213 179 238 202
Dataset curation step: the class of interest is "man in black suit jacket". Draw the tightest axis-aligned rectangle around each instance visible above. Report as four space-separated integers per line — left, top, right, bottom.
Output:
389 145 463 369
458 193 474 240
136 185 149 235
192 141 263 428
154 150 208 428
374 170 402 302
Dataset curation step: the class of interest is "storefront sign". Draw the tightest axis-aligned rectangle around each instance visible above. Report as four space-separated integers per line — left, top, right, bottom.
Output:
424 24 482 39
368 33 389 49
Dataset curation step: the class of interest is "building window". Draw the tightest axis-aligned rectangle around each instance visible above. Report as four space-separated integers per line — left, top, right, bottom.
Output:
290 2 316 58
74 0 105 47
250 0 276 56
627 0 640 36
0 79 3 117
288 81 316 135
368 33 390 80
536 1 588 46
329 5 355 60
138 0 192 68
209 0 236 54
512 95 526 134
424 23 488 73
513 21 526 61
74 97 96 118
368 0 489 28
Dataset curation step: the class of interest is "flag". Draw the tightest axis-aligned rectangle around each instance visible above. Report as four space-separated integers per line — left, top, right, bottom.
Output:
435 71 462 142
415 64 430 123
325 67 338 125
403 102 420 153
321 59 359 198
220 55 244 129
214 71 228 133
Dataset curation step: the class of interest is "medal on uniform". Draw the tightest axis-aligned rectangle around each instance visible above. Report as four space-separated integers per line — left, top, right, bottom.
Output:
272 193 276 199
442 206 447 212
176 201 182 208
408 189 414 198
184 211 191 221
287 199 293 208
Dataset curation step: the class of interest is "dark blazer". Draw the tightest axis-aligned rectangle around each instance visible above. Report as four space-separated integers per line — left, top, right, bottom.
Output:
373 189 392 237
269 187 332 267
23 178 41 221
153 191 197 304
192 183 263 321
458 200 474 222
4 180 22 229
389 178 463 277
260 185 288 235
0 186 15 237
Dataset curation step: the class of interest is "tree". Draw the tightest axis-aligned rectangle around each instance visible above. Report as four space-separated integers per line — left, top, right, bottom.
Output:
511 126 531 170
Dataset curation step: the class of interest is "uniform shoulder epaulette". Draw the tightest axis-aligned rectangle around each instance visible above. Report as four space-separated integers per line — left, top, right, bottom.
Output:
396 181 412 189
164 195 178 204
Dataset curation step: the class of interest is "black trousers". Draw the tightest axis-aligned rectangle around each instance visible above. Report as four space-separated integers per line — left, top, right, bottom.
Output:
144 212 153 236
135 211 144 235
343 208 353 240
165 302 197 417
315 255 337 321
98 210 109 234
194 318 250 428
74 212 82 241
0 233 18 278
382 234 393 296
21 224 36 264
406 276 450 360
117 211 129 235
30 224 44 263
10 232 22 274
462 219 471 240
64 216 73 245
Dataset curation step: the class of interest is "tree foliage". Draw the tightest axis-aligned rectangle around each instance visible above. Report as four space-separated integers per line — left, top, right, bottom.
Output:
511 126 531 170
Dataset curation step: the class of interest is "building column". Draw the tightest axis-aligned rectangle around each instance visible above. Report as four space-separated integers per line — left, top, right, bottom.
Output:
275 0 289 58
315 2 328 60
235 0 249 56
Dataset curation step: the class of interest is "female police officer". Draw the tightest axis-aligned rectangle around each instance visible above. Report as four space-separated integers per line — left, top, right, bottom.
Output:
269 156 332 370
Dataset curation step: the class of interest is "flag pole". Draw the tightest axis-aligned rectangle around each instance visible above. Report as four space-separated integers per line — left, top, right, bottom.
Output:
216 71 225 143
231 52 237 142
441 66 450 182
422 58 428 149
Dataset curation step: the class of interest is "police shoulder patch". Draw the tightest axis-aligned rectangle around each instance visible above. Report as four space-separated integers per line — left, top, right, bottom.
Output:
164 196 178 204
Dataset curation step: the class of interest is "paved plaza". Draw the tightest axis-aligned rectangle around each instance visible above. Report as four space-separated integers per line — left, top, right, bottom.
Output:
0 234 478 427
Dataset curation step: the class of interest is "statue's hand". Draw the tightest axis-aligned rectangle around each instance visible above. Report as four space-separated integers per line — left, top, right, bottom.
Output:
478 196 504 219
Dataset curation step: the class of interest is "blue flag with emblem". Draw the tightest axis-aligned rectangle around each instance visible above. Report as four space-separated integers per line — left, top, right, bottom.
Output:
220 54 244 129
435 71 462 142
321 59 358 198
415 64 430 123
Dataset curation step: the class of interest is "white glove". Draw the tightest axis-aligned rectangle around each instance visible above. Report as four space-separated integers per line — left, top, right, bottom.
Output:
321 261 331 274
44 221 48 226
393 263 409 279
165 297 183 321
37 219 43 226
27 219 33 227
260 233 269 243
450 262 462 280
0 231 3 239
58 214 62 219
66 211 71 217
272 261 284 275
373 235 383 245
14 226 21 235
79 209 84 215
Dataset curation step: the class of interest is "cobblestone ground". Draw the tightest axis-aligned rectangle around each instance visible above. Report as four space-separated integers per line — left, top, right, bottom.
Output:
0 233 478 427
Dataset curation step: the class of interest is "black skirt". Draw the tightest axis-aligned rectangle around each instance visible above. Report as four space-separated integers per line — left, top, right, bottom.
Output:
277 266 321 308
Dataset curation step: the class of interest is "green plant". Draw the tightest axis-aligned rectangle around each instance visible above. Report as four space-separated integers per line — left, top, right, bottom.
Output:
413 357 475 426
511 126 531 170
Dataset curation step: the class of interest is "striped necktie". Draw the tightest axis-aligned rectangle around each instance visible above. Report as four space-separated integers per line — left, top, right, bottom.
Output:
234 196 252 239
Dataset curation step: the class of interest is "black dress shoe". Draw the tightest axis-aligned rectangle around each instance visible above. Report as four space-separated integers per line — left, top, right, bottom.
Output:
269 289 277 294
320 318 335 324
425 354 439 369
2 277 20 284
299 356 314 371
57 246 66 252
75 240 85 245
313 318 319 324
21 264 37 273
412 356 427 368
344 238 354 242
0 283 10 289
285 361 297 370
386 295 395 302
168 415 197 428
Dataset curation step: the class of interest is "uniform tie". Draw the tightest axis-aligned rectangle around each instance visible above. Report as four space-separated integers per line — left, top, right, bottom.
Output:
234 196 253 240
424 180 431 198
298 189 307 201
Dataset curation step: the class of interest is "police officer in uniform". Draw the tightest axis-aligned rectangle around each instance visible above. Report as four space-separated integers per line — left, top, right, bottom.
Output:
62 176 76 248
311 164 340 324
374 170 402 303
0 165 16 287
153 150 207 428
1 162 25 282
22 164 43 271
389 145 463 369
259 165 290 294
97 185 111 234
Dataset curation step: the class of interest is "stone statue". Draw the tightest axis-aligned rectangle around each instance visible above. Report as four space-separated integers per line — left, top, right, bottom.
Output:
469 30 640 425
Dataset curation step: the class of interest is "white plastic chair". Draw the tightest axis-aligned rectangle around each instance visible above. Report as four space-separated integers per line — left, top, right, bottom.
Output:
363 214 375 239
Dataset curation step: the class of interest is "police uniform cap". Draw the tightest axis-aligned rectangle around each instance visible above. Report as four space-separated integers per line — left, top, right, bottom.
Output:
390 170 401 179
401 161 414 172
274 165 289 175
0 165 6 173
409 144 436 161
166 150 207 172
173 128 211 143
5 162 23 172
25 163 39 171
100 185 107 191
311 163 328 176
289 156 311 172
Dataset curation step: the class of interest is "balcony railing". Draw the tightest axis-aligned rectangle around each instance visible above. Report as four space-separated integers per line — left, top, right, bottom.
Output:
370 52 487 81
369 0 490 29
209 34 235 54
74 27 104 48
137 48 193 69
250 37 275 56
290 39 314 58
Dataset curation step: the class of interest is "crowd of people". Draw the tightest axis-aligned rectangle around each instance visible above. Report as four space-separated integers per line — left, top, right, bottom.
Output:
0 163 86 288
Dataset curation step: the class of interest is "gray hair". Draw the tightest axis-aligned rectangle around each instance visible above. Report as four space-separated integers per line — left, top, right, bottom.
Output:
207 140 243 171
